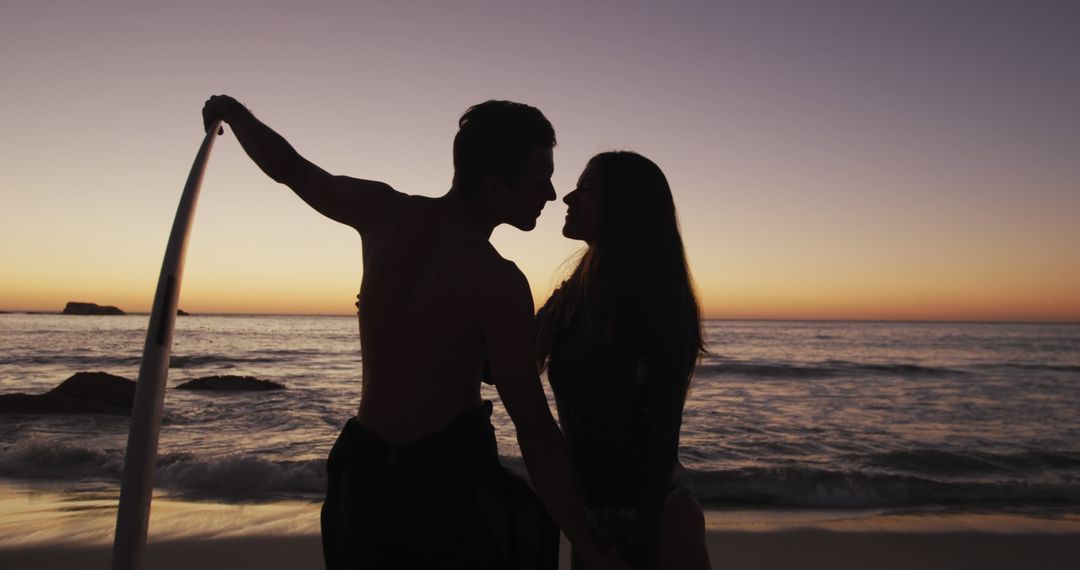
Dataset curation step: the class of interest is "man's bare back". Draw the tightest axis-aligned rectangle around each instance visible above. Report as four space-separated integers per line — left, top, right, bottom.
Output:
356 194 528 443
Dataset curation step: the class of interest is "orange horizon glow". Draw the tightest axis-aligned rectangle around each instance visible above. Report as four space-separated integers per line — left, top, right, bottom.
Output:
4 284 1079 323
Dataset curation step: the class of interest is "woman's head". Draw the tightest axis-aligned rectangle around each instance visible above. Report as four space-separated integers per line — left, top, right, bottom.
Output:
538 151 705 372
562 152 677 251
561 151 678 267
561 152 694 302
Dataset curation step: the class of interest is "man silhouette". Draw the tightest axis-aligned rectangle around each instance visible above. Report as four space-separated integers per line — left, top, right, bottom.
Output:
202 96 618 569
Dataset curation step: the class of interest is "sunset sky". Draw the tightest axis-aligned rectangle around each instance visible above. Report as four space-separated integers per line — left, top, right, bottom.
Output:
2 1 1078 320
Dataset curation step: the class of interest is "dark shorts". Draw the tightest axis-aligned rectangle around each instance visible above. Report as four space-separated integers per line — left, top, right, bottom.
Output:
321 402 558 570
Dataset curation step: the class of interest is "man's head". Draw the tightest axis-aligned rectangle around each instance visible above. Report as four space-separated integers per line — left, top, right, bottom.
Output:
453 100 556 230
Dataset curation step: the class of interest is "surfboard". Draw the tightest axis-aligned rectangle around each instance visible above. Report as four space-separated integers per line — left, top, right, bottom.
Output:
111 121 221 570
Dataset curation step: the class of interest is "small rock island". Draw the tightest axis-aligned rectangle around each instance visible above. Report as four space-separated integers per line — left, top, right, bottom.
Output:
63 302 125 315
175 375 285 391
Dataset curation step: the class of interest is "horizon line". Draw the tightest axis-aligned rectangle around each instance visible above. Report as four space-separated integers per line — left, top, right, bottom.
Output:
2 310 1078 325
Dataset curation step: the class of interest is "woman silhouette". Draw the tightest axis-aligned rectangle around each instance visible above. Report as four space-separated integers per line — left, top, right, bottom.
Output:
537 152 710 569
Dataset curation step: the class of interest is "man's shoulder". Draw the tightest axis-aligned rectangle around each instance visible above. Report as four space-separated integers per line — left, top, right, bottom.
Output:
327 176 405 212
471 253 529 305
362 192 441 238
487 255 526 284
386 191 433 217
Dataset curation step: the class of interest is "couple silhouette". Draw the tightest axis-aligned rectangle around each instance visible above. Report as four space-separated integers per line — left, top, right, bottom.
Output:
202 96 710 570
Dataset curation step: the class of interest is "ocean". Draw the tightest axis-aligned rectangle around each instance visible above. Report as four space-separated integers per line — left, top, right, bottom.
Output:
1 314 1078 511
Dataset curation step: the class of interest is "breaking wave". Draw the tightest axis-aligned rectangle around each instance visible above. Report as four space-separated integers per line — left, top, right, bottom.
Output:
696 359 966 380
0 441 325 500
2 442 1078 508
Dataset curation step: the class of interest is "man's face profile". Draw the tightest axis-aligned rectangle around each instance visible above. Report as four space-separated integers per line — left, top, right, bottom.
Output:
508 147 556 231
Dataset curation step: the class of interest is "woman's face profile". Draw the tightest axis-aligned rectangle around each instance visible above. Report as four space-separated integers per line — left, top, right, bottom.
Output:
562 164 602 244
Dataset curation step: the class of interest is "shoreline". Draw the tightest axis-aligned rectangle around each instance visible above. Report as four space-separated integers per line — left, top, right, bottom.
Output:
4 479 1080 546
2 480 1079 569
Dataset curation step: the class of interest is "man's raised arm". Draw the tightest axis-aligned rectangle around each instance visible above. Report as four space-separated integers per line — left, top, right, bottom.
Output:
202 95 398 232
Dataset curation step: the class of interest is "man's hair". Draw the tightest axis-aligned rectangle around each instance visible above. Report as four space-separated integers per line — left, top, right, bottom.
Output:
453 100 555 191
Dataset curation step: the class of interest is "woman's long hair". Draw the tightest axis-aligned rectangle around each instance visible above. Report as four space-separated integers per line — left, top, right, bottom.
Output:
536 152 705 382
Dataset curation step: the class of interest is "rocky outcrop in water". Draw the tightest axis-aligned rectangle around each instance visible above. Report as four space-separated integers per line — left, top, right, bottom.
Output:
0 372 134 415
175 375 285 391
63 302 125 315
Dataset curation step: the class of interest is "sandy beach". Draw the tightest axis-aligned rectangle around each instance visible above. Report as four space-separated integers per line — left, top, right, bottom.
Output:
3 528 1080 570
2 481 1079 569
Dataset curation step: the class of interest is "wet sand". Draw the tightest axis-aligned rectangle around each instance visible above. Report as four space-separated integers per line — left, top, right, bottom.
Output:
2 481 1079 569
3 529 1080 570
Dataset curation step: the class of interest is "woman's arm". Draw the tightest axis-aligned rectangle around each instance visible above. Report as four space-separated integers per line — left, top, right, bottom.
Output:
626 295 697 568
626 352 688 568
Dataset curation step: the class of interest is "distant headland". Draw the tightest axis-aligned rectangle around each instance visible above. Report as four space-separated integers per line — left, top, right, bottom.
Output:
11 302 193 316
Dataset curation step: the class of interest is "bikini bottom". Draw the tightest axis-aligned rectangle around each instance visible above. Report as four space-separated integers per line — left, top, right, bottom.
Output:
584 461 697 556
